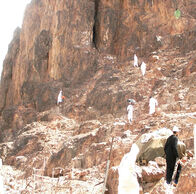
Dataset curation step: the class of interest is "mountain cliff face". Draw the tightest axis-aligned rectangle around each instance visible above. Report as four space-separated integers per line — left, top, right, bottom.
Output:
1 0 196 138
0 0 196 193
1 0 196 114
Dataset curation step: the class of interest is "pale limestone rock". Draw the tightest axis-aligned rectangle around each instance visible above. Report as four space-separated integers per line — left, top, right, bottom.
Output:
118 144 140 194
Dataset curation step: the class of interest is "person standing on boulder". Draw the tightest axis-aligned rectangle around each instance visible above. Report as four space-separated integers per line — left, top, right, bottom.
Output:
164 126 180 185
127 99 135 124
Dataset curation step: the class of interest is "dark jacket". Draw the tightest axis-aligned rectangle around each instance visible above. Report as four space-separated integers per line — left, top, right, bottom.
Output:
164 135 179 159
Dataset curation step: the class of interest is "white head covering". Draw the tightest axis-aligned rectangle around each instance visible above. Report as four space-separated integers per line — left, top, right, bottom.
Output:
173 126 180 132
128 99 136 104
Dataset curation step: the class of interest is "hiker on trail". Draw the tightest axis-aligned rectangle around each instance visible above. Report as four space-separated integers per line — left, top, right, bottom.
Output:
164 126 180 185
149 96 158 115
57 90 65 105
141 62 146 76
127 99 136 124
134 54 138 67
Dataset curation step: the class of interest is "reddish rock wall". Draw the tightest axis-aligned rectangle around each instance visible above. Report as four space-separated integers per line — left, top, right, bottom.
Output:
1 0 196 115
0 1 196 192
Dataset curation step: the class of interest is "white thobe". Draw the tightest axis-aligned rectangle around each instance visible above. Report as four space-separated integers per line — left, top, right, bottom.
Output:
57 90 63 104
149 97 158 114
127 105 133 123
134 54 138 67
141 62 146 76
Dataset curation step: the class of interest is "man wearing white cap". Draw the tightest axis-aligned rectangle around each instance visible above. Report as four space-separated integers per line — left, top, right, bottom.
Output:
164 126 180 185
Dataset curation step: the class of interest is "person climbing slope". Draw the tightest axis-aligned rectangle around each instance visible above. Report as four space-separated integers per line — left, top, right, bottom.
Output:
141 62 146 76
133 54 138 67
57 90 65 105
149 96 158 115
127 99 136 124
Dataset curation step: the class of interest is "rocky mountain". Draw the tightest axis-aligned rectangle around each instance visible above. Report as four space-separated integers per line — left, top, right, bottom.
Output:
0 0 196 193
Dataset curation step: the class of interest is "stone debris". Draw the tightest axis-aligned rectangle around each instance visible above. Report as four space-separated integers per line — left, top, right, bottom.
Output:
0 0 196 193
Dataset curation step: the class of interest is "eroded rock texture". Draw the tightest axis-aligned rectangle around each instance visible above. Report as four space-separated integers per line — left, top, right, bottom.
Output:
1 0 196 114
0 0 196 193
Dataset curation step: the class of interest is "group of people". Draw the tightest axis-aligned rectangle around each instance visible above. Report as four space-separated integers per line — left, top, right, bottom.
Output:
127 96 158 124
134 54 146 76
57 54 185 187
127 54 158 123
128 54 186 187
127 97 185 186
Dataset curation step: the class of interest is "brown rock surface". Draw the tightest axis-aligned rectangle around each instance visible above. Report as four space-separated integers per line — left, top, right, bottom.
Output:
0 0 196 193
0 0 196 116
141 161 165 183
175 158 196 193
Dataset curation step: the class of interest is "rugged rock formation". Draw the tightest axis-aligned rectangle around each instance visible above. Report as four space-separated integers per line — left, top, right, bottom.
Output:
136 128 186 162
0 0 196 193
1 0 196 120
176 158 196 193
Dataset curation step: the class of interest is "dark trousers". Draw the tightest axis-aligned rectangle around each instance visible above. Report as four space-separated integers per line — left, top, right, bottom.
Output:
174 163 182 184
166 157 176 184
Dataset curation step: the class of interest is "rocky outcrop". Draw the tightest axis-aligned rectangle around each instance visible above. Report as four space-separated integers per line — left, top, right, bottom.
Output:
0 28 21 112
176 158 196 193
141 161 165 183
1 0 196 127
0 0 98 113
0 0 196 193
136 128 186 162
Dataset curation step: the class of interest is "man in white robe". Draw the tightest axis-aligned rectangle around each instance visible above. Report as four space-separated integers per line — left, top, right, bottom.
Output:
141 62 146 76
127 99 135 123
134 54 138 67
149 97 158 114
57 90 63 105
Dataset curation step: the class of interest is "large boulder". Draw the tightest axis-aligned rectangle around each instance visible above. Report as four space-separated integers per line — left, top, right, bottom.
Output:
136 128 186 162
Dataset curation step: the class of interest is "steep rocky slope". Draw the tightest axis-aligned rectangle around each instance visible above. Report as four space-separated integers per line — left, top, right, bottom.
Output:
0 0 196 193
